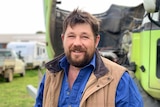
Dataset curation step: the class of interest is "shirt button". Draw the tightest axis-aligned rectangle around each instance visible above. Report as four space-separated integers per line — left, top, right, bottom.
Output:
67 91 70 95
68 105 71 107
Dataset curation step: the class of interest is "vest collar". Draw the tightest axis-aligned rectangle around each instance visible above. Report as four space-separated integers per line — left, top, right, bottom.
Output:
45 49 109 78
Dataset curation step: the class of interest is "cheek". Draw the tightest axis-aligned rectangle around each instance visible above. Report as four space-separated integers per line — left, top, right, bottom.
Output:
63 40 71 49
86 42 96 51
62 38 68 46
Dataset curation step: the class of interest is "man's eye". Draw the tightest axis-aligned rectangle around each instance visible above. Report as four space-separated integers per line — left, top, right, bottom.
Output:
68 35 75 38
82 36 89 39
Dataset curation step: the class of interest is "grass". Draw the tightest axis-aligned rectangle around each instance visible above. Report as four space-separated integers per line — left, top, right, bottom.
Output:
0 69 45 107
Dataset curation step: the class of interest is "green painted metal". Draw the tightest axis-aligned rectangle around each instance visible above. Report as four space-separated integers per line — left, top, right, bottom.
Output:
130 31 141 80
43 0 55 59
131 29 160 100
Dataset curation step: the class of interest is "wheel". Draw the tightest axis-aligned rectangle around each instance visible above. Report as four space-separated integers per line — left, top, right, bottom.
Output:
20 68 25 77
20 72 25 77
5 69 13 82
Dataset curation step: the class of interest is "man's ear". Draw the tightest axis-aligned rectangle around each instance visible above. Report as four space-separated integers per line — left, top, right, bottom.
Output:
95 35 100 48
61 34 64 41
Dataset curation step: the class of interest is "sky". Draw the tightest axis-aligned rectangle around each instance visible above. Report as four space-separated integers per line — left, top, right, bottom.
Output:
0 0 143 34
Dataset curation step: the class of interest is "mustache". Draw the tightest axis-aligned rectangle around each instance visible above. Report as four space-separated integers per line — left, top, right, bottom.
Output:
70 46 85 52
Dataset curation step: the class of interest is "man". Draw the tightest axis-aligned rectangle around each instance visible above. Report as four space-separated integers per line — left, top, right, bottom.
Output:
34 9 143 107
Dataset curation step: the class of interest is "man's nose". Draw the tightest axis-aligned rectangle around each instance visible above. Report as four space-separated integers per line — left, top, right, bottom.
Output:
73 37 82 46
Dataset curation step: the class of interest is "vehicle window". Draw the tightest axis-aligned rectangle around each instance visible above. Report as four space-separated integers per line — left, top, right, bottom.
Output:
157 39 160 78
0 51 11 57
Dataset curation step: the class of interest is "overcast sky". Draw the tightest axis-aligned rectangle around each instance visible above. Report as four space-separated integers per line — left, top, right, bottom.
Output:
0 0 143 34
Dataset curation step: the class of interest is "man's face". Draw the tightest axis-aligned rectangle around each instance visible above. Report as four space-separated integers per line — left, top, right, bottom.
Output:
61 23 100 67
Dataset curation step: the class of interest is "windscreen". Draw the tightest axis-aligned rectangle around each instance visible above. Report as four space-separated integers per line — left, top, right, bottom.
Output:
0 50 11 57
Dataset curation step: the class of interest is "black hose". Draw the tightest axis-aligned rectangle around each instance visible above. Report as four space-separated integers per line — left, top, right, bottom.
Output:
148 13 160 27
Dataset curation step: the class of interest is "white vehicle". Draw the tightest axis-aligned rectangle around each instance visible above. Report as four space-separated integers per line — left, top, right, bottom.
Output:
7 41 49 69
0 48 25 82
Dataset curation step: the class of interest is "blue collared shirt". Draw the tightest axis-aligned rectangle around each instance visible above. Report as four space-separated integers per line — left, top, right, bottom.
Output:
58 55 95 107
34 55 143 107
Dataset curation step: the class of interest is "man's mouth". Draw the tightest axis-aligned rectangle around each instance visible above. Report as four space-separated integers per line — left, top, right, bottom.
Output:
73 50 81 53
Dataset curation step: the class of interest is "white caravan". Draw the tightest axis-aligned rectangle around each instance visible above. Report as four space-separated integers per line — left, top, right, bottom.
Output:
7 41 49 69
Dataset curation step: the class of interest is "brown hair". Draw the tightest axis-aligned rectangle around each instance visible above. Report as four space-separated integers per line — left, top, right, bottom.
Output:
62 8 100 37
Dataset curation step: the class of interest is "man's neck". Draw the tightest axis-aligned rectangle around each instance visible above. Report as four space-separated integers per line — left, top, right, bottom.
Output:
68 65 80 89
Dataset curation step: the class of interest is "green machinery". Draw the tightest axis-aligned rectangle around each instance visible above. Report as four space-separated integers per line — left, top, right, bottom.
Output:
131 0 160 100
43 0 160 102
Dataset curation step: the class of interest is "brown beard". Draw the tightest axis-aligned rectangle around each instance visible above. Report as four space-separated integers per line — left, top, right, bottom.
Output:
66 46 94 67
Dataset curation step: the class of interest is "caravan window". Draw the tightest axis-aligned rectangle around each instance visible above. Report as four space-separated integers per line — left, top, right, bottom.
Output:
37 46 44 56
37 47 40 56
43 48 45 53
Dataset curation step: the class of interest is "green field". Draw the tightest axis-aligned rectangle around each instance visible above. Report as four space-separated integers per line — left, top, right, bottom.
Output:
0 69 45 107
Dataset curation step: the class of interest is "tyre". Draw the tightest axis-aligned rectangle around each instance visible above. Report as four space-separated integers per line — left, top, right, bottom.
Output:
20 68 25 77
20 71 25 77
5 69 13 82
